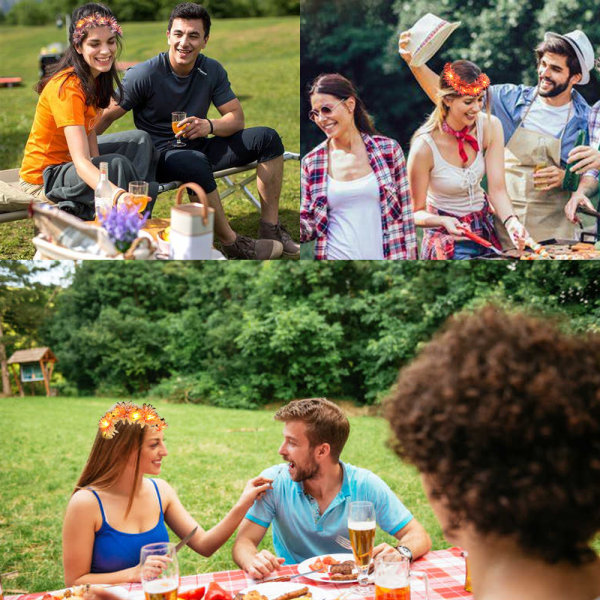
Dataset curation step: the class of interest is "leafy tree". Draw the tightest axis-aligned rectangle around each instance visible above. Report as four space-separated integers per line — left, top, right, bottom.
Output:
0 262 55 396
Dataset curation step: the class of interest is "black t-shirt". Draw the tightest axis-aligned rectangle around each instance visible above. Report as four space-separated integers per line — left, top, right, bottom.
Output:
119 52 237 150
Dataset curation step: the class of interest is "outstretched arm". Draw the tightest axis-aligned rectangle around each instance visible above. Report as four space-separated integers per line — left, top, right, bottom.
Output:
232 518 284 579
398 30 440 104
95 98 128 135
163 475 273 558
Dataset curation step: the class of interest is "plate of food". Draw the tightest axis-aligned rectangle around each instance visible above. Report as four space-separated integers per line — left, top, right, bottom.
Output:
236 582 320 600
42 586 130 600
296 554 368 583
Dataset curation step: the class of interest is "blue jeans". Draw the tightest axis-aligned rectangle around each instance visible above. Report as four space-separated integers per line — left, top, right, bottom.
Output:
453 240 486 260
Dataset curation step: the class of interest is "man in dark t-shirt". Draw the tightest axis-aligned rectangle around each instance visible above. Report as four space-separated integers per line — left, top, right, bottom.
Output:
96 2 299 260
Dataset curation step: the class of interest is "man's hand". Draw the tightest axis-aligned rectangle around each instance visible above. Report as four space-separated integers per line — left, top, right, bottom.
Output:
533 165 565 191
178 116 212 140
567 145 600 175
372 543 399 560
565 191 597 223
398 31 412 64
243 549 285 580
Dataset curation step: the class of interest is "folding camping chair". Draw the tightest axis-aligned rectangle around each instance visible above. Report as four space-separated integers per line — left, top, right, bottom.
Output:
157 150 301 209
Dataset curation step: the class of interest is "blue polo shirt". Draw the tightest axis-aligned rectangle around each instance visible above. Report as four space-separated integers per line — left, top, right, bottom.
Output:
245 461 413 564
488 83 590 166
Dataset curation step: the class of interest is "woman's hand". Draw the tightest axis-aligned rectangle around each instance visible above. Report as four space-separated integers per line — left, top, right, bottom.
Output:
440 216 466 237
398 30 413 64
565 191 596 224
238 476 273 509
141 554 172 580
504 216 528 250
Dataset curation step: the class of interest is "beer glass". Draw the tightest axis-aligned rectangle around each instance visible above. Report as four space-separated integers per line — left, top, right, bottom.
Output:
374 554 430 600
172 112 187 147
140 542 179 600
348 500 376 588
128 181 150 214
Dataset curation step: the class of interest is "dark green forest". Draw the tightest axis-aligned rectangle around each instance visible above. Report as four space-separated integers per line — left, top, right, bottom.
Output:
3 0 298 25
301 0 600 154
2 262 599 406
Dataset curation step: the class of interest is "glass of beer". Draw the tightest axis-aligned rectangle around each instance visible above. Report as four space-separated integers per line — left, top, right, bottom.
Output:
140 542 179 600
172 112 187 147
127 181 150 214
348 500 376 588
374 554 430 600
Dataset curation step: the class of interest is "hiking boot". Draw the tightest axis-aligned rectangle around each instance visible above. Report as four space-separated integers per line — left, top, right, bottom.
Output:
221 234 283 260
259 219 300 258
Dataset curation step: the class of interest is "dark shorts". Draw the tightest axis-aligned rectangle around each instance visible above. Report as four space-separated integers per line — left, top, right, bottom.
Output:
156 126 284 194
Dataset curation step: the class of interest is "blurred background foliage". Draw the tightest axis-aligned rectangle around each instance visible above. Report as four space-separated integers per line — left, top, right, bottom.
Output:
3 262 600 407
2 0 298 24
301 0 600 154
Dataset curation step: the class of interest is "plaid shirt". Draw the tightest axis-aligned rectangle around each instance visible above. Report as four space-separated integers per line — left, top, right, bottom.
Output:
421 200 500 260
585 100 600 180
301 133 418 260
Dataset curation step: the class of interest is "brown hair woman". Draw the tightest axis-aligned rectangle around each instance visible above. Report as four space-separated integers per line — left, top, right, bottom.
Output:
63 402 271 585
301 73 418 260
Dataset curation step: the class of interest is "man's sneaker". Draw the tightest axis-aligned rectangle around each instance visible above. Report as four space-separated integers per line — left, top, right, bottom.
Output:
259 219 300 258
221 234 283 260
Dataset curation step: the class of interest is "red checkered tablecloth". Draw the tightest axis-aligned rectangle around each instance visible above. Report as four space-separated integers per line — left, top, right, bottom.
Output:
6 548 471 600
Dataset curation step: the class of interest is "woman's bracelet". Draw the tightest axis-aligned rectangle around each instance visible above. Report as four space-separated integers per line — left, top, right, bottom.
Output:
503 214 517 226
112 188 126 206
208 119 214 135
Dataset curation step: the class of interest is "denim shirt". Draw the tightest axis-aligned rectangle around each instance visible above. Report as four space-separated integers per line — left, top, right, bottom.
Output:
489 83 590 166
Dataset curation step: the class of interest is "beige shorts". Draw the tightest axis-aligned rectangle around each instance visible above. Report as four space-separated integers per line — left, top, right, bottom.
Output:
18 178 48 200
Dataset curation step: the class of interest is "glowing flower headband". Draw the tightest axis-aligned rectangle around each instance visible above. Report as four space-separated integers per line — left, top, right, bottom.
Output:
72 13 123 45
443 63 490 97
99 402 167 439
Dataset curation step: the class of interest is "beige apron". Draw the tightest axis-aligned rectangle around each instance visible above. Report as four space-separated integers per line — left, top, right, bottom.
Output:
497 95 576 247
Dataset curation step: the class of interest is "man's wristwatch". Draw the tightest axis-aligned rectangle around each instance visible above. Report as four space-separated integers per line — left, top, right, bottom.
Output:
395 545 413 562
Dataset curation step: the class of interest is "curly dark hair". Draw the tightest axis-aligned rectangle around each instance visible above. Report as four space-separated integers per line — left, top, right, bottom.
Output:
275 398 350 460
385 304 600 565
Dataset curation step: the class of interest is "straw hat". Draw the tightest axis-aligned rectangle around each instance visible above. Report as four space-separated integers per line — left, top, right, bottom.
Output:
406 13 461 67
544 30 595 85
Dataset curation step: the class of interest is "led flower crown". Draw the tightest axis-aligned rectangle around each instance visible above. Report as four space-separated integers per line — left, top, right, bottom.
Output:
99 402 167 439
72 13 123 45
443 63 490 97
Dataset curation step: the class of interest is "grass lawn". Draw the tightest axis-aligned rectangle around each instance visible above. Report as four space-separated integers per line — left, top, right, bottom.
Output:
0 397 445 593
0 17 300 258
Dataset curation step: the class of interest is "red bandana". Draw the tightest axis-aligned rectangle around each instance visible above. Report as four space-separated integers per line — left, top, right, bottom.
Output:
442 121 479 164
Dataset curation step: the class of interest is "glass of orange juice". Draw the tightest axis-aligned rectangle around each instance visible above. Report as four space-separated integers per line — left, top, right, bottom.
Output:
128 181 150 214
172 112 187 147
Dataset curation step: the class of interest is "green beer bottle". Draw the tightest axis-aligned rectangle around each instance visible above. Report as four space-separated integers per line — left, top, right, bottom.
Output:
563 129 587 192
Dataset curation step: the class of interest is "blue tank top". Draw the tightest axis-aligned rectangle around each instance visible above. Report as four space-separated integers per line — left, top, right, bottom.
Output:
90 478 170 573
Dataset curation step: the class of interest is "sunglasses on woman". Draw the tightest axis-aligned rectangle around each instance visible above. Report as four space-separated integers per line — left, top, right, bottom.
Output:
308 98 346 122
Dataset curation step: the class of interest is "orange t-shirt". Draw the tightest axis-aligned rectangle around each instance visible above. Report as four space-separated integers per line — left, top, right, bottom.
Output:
20 68 101 184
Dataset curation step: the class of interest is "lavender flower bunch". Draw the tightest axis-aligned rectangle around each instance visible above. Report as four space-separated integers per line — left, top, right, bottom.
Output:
99 204 149 253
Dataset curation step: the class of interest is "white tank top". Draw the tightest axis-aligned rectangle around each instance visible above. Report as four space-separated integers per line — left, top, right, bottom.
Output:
422 113 486 216
326 171 384 260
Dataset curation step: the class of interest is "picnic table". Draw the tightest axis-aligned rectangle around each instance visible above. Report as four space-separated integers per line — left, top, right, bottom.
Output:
5 548 472 600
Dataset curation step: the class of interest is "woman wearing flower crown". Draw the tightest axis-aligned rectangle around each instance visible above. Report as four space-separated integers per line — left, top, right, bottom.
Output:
406 60 530 259
18 3 156 220
62 403 272 585
301 73 418 260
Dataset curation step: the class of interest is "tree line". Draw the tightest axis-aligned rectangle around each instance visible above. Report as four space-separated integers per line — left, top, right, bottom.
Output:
2 262 599 406
3 0 298 25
